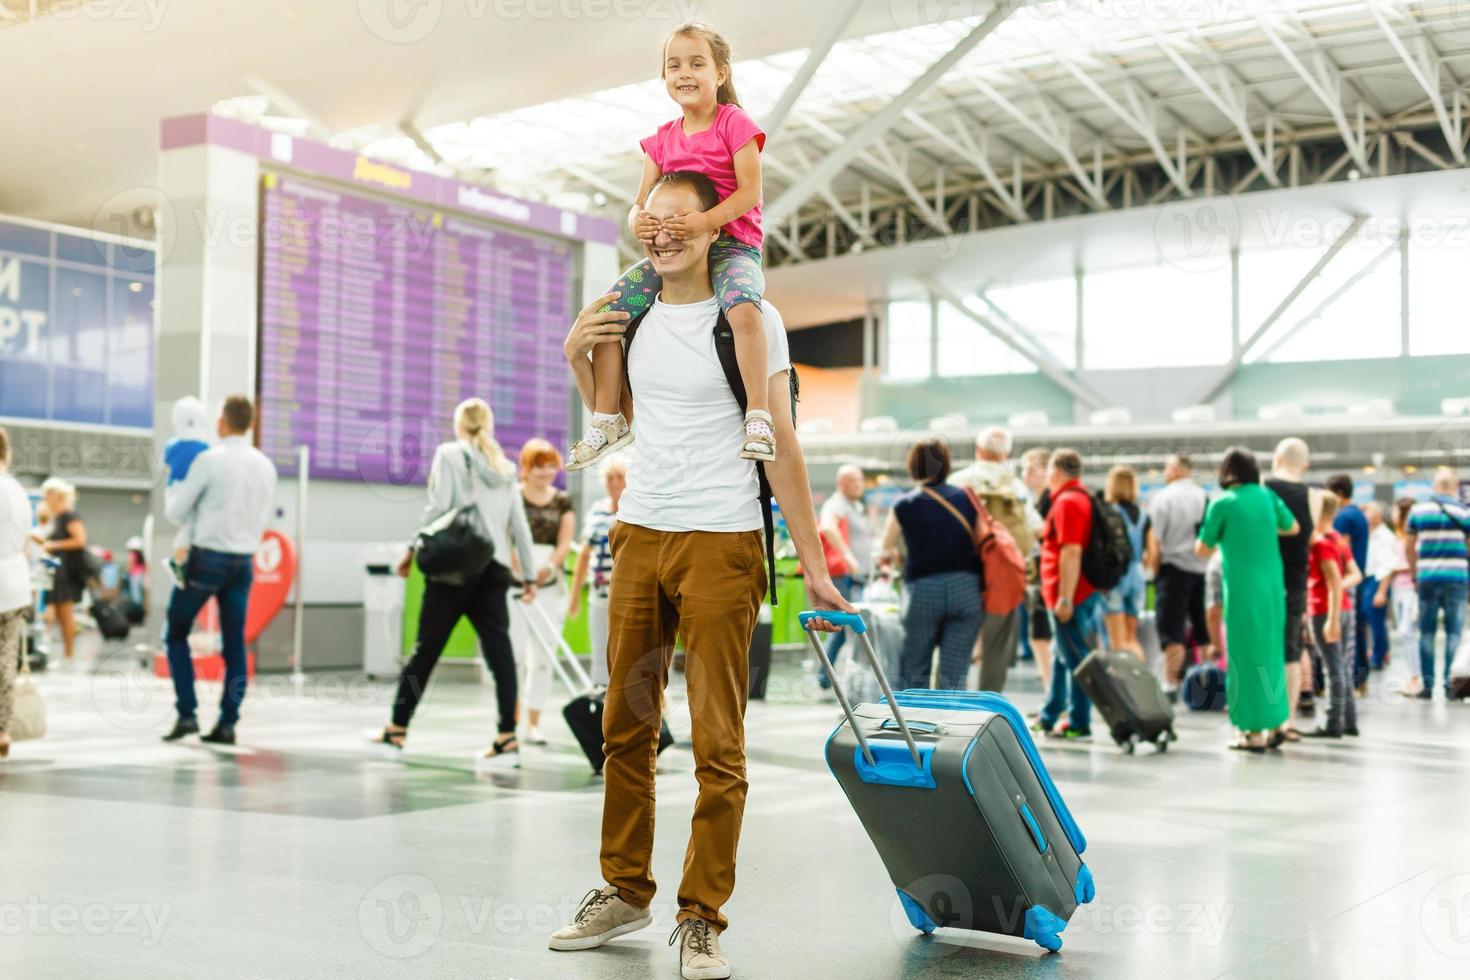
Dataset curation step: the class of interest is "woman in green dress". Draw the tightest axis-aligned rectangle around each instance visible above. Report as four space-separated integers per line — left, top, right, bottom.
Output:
1195 447 1300 752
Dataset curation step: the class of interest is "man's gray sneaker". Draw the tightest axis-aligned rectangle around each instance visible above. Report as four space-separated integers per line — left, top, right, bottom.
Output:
669 918 730 980
548 886 652 951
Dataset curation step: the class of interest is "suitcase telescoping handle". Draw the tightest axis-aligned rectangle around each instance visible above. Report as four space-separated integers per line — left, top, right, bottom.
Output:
513 592 595 695
799 610 922 769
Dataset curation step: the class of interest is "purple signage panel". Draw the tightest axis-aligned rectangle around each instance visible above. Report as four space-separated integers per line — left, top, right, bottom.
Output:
257 173 573 485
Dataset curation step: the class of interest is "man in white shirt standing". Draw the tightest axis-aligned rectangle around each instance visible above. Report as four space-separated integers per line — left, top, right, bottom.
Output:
549 171 850 980
161 395 278 746
816 464 872 689
951 425 1041 692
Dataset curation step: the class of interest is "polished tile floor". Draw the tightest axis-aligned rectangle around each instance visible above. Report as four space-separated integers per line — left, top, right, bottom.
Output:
3 635 1470 980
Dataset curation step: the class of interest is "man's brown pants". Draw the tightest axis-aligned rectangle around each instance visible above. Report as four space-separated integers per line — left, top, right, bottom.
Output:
600 521 765 931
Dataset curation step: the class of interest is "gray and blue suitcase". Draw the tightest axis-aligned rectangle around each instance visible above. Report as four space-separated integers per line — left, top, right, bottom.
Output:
800 610 1095 952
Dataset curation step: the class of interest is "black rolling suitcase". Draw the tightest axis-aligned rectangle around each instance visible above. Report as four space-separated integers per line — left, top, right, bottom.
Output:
801 610 1095 952
1074 649 1176 753
515 598 672 774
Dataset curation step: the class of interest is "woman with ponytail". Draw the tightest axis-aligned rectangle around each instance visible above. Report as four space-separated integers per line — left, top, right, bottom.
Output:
382 398 537 762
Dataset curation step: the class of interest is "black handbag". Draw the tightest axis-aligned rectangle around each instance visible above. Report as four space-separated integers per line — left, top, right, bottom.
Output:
414 447 496 583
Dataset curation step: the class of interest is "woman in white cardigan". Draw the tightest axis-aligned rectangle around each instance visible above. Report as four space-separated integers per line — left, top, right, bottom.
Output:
0 427 38 759
381 400 538 761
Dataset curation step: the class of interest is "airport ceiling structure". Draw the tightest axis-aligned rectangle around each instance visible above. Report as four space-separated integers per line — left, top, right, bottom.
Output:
6 0 1469 270
326 0 1470 267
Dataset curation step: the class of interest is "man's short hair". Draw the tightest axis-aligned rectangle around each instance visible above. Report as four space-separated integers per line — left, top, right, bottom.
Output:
1274 437 1309 471
1433 466 1459 494
648 170 720 213
1049 448 1082 480
907 437 953 485
1168 453 1193 472
976 425 1013 459
1021 447 1051 471
1325 473 1354 500
222 395 254 433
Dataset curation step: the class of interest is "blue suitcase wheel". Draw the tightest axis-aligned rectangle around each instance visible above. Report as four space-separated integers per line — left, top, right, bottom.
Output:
1022 904 1067 952
1075 863 1096 905
897 889 937 935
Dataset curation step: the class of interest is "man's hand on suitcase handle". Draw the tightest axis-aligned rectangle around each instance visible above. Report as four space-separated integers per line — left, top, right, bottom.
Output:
803 576 859 633
515 584 539 604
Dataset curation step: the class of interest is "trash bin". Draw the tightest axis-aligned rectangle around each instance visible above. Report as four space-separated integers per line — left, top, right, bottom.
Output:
362 544 406 679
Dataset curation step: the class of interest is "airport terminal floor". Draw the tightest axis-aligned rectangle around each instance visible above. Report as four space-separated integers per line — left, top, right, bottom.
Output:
4 640 1469 979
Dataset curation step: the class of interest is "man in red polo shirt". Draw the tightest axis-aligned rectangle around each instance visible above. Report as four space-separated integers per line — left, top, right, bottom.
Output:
1036 448 1101 739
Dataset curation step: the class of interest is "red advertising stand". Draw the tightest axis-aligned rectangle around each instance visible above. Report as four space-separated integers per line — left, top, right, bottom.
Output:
154 531 296 680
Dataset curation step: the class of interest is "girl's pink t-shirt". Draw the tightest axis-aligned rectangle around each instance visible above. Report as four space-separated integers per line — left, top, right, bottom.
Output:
640 103 765 249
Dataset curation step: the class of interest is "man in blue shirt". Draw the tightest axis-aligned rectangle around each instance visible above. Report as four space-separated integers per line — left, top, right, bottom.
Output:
1327 475 1371 691
1406 469 1470 700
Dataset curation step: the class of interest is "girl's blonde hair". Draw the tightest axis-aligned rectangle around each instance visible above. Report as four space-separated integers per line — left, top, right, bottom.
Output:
453 399 512 477
1105 466 1138 505
664 22 740 107
41 476 77 508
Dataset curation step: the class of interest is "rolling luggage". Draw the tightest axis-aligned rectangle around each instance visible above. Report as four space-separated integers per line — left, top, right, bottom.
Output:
514 598 673 774
800 610 1095 952
1182 661 1227 712
1074 649 1176 753
91 598 131 641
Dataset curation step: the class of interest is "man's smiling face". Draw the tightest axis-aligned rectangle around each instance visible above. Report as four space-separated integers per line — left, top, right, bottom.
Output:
644 182 716 280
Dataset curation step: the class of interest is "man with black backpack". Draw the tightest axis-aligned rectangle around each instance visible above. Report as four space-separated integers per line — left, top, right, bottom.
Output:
550 170 851 980
1035 448 1132 740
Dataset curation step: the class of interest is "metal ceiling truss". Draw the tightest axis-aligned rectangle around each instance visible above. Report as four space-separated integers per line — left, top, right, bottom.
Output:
544 2 1470 269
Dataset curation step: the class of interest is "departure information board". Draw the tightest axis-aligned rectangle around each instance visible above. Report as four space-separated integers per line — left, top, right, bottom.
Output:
258 173 575 484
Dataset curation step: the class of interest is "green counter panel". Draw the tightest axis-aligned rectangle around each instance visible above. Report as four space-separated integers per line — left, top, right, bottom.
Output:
400 563 589 660
399 560 808 660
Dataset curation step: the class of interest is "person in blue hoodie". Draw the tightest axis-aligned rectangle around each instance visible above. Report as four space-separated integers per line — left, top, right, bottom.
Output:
163 397 210 586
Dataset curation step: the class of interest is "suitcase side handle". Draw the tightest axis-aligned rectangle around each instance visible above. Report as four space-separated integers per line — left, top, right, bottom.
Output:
800 610 921 770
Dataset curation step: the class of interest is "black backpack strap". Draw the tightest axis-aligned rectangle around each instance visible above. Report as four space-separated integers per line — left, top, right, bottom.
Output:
713 312 798 606
619 307 652 399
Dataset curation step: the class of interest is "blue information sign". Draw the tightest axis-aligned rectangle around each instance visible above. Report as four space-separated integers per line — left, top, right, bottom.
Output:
0 217 155 428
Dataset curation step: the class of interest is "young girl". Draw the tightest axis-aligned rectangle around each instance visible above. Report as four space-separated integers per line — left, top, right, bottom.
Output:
567 21 774 471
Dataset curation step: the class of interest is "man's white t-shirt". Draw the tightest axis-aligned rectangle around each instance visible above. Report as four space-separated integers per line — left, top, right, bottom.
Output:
617 296 792 533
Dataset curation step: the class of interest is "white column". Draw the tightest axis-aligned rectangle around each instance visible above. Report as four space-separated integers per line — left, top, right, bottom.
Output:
145 141 262 639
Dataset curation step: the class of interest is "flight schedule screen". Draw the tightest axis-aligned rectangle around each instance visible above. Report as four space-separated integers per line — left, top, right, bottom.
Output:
257 173 574 484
